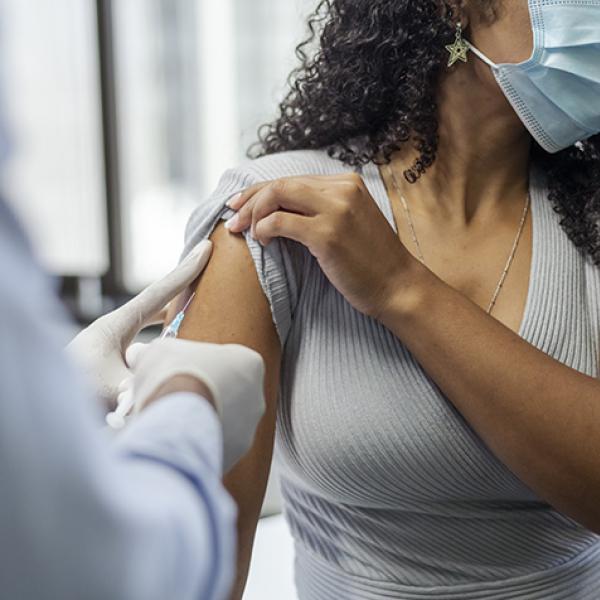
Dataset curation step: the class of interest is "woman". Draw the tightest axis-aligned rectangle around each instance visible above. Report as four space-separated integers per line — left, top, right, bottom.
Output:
174 0 600 598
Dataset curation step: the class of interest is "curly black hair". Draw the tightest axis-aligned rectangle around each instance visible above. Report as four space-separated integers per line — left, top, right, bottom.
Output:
249 0 600 265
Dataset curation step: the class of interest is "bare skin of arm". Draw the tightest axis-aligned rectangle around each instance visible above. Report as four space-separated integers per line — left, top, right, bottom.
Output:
167 222 281 599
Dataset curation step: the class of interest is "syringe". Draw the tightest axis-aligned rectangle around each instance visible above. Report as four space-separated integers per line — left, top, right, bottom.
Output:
105 389 133 430
105 291 197 429
160 292 196 339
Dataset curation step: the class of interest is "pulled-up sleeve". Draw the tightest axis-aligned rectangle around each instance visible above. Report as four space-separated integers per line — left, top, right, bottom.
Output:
181 165 306 347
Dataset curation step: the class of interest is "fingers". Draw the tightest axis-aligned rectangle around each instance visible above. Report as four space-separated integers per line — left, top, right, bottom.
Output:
225 181 270 210
226 179 322 235
111 239 213 343
125 342 148 369
143 305 169 328
253 211 312 247
225 174 353 212
106 388 134 429
135 239 213 320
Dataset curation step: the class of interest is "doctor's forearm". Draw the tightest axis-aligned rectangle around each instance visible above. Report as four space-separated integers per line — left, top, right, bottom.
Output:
381 262 600 532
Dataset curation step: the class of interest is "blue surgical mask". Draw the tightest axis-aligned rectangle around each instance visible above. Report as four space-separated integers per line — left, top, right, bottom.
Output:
464 0 600 153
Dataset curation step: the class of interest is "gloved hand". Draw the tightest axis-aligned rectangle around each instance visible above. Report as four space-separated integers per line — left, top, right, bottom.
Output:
66 240 213 406
126 338 266 472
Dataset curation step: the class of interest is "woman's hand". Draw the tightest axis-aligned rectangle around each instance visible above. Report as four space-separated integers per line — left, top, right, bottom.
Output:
224 173 418 320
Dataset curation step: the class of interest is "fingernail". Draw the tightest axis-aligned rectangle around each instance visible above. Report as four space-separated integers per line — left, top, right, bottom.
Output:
224 214 239 230
226 192 242 209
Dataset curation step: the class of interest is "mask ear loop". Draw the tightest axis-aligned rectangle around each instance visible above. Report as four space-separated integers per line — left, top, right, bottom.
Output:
464 39 498 69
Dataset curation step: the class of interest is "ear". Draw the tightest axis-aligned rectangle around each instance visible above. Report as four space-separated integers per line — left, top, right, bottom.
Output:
457 0 472 29
444 0 471 30
464 0 501 28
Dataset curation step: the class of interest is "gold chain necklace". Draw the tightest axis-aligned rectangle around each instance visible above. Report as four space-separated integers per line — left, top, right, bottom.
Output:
385 163 531 315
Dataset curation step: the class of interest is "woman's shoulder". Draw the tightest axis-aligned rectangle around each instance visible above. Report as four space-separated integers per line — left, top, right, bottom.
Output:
235 148 353 182
189 149 351 227
183 150 341 344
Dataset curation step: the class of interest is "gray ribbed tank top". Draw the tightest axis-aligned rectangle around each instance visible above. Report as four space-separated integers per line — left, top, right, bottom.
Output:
182 149 600 599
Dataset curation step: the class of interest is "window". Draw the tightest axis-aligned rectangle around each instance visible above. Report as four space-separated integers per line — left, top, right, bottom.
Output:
1 0 312 291
1 0 108 277
112 0 204 289
112 0 311 290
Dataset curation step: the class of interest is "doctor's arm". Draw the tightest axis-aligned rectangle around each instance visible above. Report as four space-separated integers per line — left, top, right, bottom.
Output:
173 222 283 600
0 257 236 600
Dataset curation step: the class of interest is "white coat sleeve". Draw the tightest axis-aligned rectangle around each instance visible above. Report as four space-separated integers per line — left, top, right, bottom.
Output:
0 197 236 600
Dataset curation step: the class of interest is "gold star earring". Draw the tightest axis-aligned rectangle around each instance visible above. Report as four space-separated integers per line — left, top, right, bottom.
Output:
445 21 470 67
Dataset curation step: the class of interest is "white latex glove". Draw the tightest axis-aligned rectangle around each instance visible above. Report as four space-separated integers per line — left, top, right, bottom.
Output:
66 240 213 406
126 338 266 472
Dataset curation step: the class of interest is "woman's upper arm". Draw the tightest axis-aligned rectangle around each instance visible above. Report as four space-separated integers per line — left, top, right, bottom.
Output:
173 221 282 598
